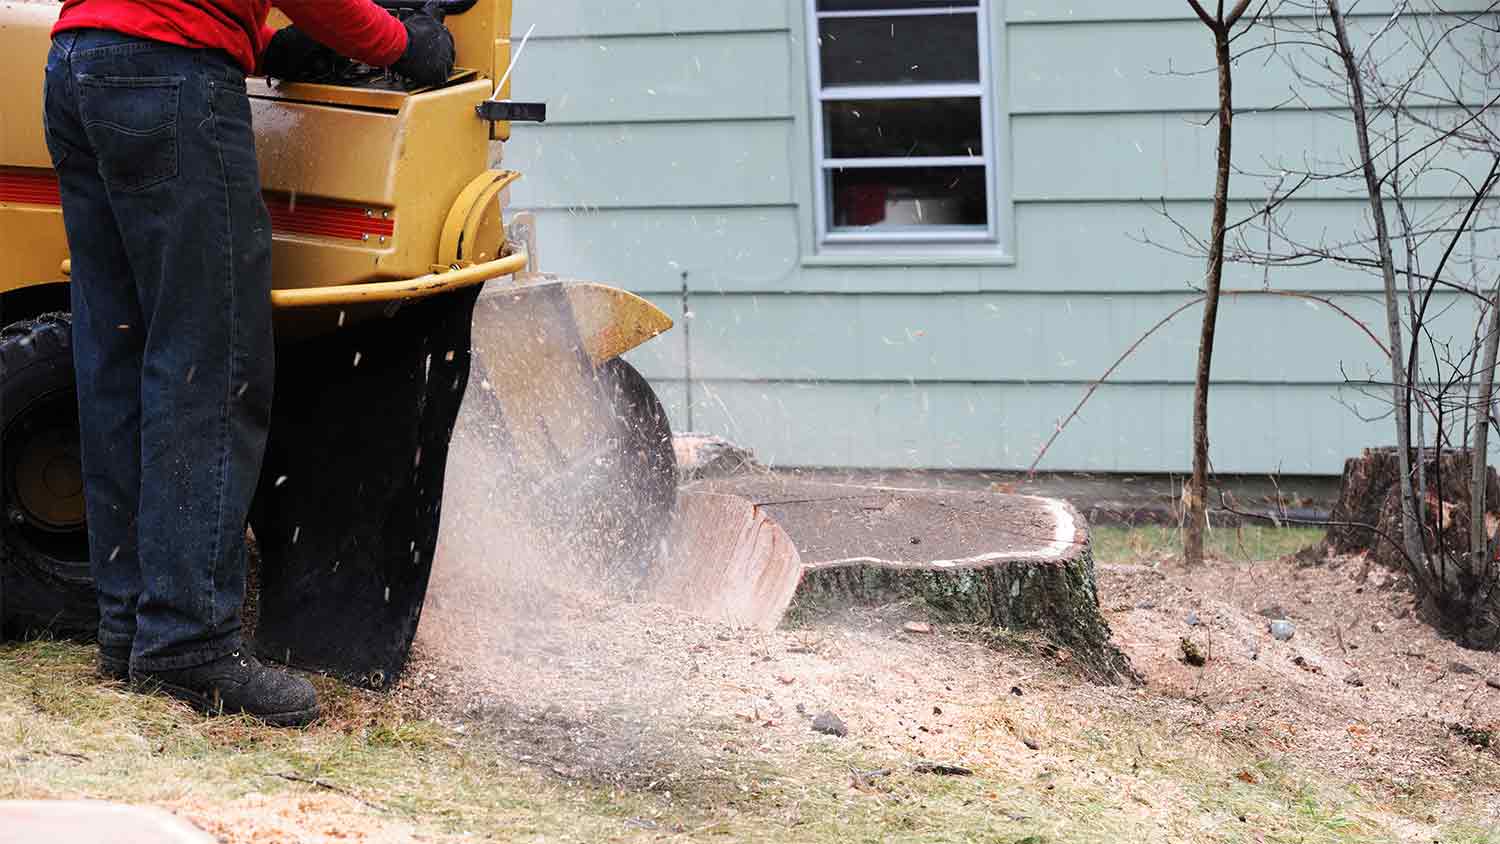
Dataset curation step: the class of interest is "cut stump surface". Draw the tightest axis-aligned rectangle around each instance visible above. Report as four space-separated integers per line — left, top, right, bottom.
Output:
654 478 1136 683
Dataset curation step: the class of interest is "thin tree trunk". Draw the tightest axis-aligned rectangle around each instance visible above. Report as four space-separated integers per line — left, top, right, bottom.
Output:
1328 0 1431 590
1471 286 1500 577
1390 115 1429 540
1185 25 1236 566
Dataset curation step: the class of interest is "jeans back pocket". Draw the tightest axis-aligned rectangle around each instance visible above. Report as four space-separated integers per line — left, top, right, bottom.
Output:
77 74 184 193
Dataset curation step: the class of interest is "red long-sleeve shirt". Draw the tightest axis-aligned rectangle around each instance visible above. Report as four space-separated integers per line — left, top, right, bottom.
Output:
53 0 408 75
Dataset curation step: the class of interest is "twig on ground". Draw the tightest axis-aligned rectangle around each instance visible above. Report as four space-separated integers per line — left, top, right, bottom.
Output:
849 766 893 787
43 749 90 763
911 762 974 776
271 772 386 811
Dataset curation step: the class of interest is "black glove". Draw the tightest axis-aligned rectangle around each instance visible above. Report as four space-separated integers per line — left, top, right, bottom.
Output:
391 1 456 88
260 26 350 83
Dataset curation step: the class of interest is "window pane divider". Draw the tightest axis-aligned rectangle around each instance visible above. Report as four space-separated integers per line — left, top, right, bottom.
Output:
822 156 984 169
825 228 992 243
818 83 982 101
816 7 980 19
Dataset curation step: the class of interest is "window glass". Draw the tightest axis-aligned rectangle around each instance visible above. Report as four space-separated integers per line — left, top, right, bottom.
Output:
824 98 983 159
809 0 996 243
829 166 988 230
818 14 980 86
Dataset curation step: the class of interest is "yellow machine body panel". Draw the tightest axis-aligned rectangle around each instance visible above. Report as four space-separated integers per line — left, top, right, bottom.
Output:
0 1 71 295
0 0 663 348
250 77 495 289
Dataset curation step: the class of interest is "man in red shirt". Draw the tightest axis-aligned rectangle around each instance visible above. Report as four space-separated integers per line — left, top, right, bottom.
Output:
43 0 454 727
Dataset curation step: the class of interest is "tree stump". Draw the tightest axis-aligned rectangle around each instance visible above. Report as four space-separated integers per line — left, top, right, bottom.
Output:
1327 447 1500 569
1326 447 1404 555
672 433 761 482
655 478 1138 684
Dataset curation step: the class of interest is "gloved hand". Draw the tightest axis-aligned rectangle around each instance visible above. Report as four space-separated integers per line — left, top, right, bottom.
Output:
260 26 350 83
391 1 456 88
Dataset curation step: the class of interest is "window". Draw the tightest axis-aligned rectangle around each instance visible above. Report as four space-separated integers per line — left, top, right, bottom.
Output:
807 1 998 247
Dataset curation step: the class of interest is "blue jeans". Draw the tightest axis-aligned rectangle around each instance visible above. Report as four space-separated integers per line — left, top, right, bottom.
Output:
43 30 274 671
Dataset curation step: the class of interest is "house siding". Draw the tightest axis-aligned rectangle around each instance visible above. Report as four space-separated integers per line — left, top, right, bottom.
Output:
506 0 1498 473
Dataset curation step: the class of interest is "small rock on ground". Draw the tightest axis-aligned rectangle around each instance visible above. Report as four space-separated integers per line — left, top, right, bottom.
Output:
1258 605 1287 619
812 711 848 737
1270 620 1296 641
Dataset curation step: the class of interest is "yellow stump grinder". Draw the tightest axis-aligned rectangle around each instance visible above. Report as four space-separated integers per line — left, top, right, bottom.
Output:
0 0 678 688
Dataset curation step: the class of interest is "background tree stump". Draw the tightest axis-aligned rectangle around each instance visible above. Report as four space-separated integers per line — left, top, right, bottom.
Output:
1327 447 1500 568
1326 447 1404 555
1323 447 1500 649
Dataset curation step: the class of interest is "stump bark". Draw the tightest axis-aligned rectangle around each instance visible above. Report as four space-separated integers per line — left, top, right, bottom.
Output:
1327 447 1500 569
1326 447 1404 555
656 479 1138 684
1325 447 1500 649
793 541 1136 683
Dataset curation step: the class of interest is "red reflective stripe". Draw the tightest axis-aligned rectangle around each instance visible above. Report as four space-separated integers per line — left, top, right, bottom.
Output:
0 170 62 206
263 194 395 242
0 170 394 243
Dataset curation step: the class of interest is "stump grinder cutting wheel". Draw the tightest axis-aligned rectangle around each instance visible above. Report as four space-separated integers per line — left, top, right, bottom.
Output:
0 0 676 688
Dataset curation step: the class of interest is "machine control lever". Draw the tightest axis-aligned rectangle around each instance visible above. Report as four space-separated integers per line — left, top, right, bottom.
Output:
476 101 547 124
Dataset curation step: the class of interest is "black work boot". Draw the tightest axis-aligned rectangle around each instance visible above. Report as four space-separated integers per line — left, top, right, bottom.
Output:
132 650 320 727
96 643 131 682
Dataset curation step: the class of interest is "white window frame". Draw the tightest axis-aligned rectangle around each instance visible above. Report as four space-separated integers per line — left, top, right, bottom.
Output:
804 1 1000 249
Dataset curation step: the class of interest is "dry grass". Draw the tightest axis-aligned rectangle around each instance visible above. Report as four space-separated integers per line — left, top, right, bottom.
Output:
1092 524 1324 565
1 520 1493 843
3 619 1496 842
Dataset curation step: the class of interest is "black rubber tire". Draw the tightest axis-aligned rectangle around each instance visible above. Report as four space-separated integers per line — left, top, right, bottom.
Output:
0 313 96 641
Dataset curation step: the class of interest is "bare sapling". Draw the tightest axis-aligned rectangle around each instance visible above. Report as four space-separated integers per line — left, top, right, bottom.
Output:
1325 0 1432 586
1183 0 1257 566
1471 284 1499 586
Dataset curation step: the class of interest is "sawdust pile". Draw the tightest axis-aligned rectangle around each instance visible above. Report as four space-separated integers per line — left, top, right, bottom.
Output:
411 375 1023 781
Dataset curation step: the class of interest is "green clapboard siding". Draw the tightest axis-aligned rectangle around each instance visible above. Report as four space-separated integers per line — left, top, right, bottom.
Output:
504 121 795 209
1011 15 1496 114
628 291 1477 387
1006 1 1493 23
1004 199 1500 294
512 0 1492 473
1012 109 1491 202
523 199 1498 296
524 207 802 294
524 33 792 124
523 1 788 38
636 378 1391 474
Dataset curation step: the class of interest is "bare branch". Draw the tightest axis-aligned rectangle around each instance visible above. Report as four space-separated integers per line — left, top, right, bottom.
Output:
1188 0 1221 30
1227 0 1259 28
1028 297 1207 477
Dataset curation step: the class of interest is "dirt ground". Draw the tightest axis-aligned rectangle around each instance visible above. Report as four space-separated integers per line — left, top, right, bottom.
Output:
394 522 1500 840
1103 551 1500 799
6 521 1499 841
